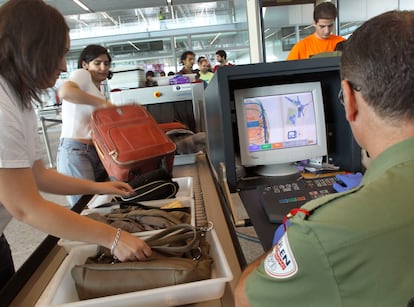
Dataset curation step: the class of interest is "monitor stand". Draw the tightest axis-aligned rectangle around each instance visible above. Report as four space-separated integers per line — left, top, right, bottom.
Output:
255 163 300 177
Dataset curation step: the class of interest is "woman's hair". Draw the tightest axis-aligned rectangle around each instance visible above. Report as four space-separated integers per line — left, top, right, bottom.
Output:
77 45 112 68
0 0 69 109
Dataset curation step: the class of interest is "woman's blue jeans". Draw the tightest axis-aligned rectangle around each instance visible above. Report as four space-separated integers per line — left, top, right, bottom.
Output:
56 138 108 207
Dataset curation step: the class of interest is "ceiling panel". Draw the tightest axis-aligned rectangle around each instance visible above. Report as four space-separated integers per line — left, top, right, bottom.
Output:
0 0 219 15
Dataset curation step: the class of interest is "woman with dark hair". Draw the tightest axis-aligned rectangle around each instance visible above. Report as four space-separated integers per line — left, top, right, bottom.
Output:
0 0 151 290
56 44 114 206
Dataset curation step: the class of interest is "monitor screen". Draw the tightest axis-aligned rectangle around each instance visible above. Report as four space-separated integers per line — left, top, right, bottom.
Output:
234 81 327 176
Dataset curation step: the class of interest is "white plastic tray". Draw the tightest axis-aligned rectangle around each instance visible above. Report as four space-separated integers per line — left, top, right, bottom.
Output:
37 229 233 307
82 197 195 229
59 197 195 252
86 177 193 209
173 153 199 166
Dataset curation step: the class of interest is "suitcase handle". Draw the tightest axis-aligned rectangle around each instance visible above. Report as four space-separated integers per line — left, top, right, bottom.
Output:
93 139 118 161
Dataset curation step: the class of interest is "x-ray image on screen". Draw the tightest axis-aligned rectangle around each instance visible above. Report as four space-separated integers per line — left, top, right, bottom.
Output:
235 82 327 176
244 91 317 153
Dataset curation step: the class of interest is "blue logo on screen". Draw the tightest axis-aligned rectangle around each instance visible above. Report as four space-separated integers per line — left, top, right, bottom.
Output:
287 131 297 139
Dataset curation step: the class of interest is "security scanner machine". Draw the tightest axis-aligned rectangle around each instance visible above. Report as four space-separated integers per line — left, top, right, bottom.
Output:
204 57 363 249
110 80 205 133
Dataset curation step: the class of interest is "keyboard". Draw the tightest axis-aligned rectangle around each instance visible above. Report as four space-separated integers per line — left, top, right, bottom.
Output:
258 176 337 223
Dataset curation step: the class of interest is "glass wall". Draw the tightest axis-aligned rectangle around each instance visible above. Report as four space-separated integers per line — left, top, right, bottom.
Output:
62 0 414 79
64 0 250 78
262 3 314 62
262 0 414 63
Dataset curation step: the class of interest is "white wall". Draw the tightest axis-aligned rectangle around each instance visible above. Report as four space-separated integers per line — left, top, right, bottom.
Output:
288 4 313 25
339 0 414 22
400 0 414 10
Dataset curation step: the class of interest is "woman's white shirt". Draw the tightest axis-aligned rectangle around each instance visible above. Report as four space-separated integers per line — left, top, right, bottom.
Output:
0 77 43 232
60 69 105 140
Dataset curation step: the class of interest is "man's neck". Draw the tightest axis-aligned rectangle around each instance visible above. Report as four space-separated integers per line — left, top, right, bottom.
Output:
364 120 414 160
314 32 331 40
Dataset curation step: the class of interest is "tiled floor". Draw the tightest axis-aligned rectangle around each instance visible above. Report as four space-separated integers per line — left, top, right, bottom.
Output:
4 115 264 272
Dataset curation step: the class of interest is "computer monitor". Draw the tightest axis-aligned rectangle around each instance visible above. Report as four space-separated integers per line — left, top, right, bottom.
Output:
234 81 327 177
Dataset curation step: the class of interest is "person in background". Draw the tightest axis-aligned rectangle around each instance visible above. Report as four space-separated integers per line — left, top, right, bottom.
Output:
0 0 151 290
158 7 167 30
145 70 158 87
197 56 206 67
198 59 214 84
167 71 175 76
286 2 345 60
310 40 345 58
159 71 166 77
56 44 113 207
177 50 198 75
197 56 212 73
212 49 233 73
236 10 414 306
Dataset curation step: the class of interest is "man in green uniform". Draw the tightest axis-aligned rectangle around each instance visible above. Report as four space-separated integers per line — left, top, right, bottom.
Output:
235 10 414 307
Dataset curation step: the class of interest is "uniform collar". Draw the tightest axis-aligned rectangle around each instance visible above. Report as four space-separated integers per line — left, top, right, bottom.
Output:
300 137 414 216
362 137 414 185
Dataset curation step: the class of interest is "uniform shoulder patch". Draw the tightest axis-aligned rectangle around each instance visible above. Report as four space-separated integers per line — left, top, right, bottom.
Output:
264 232 298 279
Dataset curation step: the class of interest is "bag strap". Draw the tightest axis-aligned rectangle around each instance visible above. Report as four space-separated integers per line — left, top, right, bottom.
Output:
144 224 198 254
121 180 178 202
107 208 185 226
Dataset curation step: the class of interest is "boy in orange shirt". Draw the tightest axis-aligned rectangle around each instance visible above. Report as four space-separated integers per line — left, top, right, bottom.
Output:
287 2 345 60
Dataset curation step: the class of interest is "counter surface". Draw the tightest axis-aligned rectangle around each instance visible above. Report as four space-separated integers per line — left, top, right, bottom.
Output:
1 154 242 306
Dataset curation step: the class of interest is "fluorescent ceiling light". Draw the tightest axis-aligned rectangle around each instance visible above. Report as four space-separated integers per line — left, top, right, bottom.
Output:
136 9 147 23
73 0 92 12
209 33 221 46
102 12 118 25
128 41 141 52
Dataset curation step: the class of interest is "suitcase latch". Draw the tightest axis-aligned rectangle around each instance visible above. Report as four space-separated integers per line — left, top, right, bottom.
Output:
109 150 118 159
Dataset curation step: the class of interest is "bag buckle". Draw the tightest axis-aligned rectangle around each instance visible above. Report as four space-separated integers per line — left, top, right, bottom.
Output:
198 221 213 232
190 246 202 260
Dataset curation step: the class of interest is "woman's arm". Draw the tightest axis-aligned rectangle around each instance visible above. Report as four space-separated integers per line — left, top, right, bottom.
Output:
0 166 150 261
58 80 112 108
32 160 133 196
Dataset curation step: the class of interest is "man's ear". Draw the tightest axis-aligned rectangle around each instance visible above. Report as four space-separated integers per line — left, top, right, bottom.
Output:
342 80 358 122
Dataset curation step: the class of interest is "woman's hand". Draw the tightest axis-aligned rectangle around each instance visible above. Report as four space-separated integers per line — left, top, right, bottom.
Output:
112 230 152 261
94 181 135 198
100 100 113 108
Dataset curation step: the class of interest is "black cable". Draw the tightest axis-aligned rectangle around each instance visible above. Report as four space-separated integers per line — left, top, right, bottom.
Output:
236 231 261 243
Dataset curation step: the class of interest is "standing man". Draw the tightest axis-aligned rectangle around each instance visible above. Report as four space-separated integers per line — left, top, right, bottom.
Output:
287 2 345 60
236 10 414 307
177 50 198 75
213 49 233 72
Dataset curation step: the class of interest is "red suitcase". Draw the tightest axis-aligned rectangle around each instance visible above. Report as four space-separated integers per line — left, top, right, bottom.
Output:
91 105 176 182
